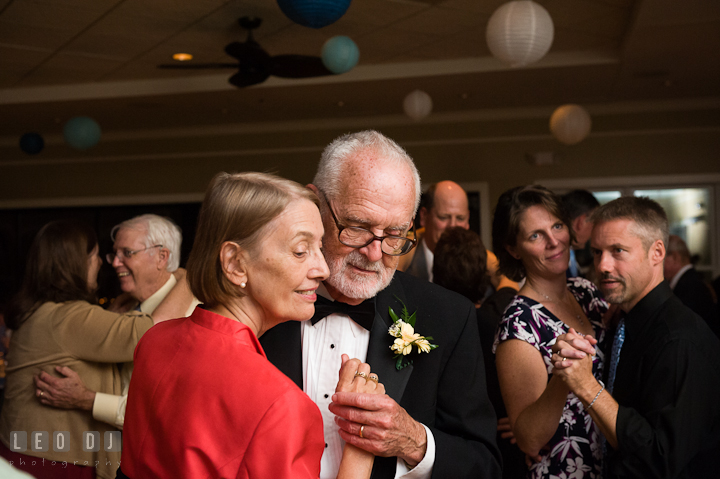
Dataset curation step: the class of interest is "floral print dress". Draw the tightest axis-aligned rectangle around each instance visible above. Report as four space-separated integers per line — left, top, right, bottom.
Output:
493 277 608 479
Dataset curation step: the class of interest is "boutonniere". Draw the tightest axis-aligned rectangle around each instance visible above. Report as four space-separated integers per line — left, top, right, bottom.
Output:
388 298 438 370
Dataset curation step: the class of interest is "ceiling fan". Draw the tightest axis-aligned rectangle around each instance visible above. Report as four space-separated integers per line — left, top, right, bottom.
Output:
158 16 333 88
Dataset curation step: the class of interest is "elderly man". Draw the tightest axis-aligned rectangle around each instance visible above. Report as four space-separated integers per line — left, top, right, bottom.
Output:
664 234 719 335
260 131 501 479
34 214 199 428
552 196 720 478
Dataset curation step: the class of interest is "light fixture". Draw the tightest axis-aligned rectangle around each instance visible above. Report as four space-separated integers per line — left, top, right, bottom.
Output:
172 53 193 61
403 90 433 121
486 1 554 68
550 104 592 145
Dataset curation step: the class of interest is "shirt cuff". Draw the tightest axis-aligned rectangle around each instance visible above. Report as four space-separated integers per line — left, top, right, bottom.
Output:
394 424 435 479
93 392 125 429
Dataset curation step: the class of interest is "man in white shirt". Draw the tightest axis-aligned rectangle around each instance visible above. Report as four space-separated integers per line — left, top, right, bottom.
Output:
260 131 501 479
33 214 199 428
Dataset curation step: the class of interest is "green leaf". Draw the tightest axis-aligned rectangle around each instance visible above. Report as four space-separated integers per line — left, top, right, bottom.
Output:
407 311 417 327
388 307 400 323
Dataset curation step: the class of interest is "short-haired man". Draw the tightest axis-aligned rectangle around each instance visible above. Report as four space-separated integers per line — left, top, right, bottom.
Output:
399 181 469 282
261 131 501 478
560 189 600 277
664 234 719 336
34 214 199 428
552 196 720 478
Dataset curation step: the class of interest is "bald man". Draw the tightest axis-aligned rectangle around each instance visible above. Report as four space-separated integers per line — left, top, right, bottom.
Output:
399 182 517 294
399 181 470 282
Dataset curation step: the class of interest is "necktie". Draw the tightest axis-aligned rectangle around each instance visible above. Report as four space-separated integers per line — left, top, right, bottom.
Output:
607 319 626 394
568 249 579 277
310 295 376 331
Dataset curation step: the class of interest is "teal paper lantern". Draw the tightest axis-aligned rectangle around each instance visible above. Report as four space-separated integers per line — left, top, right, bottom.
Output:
277 0 352 29
19 132 45 155
321 36 359 74
63 116 102 150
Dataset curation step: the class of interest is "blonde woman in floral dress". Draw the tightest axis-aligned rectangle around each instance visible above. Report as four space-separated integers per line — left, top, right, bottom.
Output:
491 185 608 479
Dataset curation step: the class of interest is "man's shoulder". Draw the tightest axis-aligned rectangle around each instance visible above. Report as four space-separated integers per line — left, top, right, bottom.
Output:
382 271 475 315
654 295 718 346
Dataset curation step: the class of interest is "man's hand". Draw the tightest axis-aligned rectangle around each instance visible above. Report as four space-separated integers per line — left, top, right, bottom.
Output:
497 416 516 444
330 392 427 467
34 366 96 411
551 328 597 370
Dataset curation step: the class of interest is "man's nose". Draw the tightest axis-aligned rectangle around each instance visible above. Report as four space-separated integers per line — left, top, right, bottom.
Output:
112 255 123 267
359 238 384 263
596 252 611 272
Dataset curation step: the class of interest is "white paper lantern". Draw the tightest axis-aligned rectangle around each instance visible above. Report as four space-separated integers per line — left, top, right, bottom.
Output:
403 90 433 121
486 1 554 68
550 104 592 145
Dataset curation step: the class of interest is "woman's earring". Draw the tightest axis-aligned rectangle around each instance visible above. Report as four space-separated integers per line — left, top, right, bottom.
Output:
240 282 246 288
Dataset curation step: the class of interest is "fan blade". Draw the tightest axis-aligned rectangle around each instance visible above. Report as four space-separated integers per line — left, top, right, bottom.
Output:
269 55 333 79
229 70 270 88
158 63 238 69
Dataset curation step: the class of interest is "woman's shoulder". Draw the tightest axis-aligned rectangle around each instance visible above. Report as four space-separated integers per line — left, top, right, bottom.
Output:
567 277 608 314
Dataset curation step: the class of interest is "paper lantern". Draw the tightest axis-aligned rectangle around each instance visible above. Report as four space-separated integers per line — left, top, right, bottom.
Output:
277 0 352 29
486 1 554 68
63 116 102 150
550 104 592 145
321 36 359 74
19 132 44 155
403 90 433 121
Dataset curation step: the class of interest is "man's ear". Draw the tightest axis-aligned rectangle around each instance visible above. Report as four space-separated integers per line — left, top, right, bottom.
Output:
219 241 248 287
650 239 666 266
307 184 319 196
418 207 429 229
157 247 170 270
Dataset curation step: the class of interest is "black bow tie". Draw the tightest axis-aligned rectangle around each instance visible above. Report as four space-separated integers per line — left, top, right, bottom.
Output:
310 295 376 330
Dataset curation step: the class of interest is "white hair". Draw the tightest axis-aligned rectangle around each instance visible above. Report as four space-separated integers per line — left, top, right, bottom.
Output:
111 214 182 271
313 130 422 213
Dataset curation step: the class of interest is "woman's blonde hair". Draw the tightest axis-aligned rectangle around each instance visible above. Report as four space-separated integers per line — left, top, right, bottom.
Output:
186 172 318 308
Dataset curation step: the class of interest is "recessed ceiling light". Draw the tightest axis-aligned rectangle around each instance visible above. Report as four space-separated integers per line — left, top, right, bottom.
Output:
172 53 193 61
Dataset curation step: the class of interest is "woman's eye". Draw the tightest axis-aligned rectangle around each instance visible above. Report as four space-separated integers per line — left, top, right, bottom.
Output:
529 233 538 240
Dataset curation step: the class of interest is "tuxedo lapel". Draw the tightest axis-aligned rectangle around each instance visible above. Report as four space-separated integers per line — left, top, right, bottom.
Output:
259 321 303 390
366 277 413 403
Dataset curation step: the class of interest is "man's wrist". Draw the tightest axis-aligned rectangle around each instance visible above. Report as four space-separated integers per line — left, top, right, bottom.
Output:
401 421 428 467
81 391 97 411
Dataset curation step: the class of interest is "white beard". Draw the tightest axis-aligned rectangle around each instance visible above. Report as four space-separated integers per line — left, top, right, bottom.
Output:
324 249 395 300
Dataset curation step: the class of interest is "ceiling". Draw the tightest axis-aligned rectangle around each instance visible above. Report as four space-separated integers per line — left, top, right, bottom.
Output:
1 0 719 149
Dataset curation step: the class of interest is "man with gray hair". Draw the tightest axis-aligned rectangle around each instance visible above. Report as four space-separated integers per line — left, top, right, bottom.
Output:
663 234 719 335
551 196 720 478
33 214 199 428
261 130 501 478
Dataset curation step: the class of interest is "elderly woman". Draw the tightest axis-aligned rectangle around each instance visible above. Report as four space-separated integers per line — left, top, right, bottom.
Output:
119 172 383 479
0 220 192 479
492 185 608 479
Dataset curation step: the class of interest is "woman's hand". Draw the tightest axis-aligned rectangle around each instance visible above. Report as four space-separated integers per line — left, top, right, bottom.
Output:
336 354 385 396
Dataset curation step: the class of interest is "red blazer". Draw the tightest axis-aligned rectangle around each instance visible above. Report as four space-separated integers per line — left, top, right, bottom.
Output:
121 308 324 478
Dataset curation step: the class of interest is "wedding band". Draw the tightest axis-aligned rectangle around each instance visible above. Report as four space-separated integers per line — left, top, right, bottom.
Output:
39 391 44 397
359 425 365 438
368 374 379 383
561 357 566 362
354 371 368 380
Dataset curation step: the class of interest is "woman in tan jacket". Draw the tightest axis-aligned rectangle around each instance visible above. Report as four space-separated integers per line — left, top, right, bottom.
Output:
0 220 192 479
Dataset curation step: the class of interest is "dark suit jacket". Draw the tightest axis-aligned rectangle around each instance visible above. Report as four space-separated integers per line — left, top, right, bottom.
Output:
404 238 430 281
672 267 720 338
260 271 502 479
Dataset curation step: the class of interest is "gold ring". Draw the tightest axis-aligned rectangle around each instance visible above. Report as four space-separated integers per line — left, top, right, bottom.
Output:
39 391 44 397
359 425 365 438
368 374 379 383
561 357 566 362
354 371 368 380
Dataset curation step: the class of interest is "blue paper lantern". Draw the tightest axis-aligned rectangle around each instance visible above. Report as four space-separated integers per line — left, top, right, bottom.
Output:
321 36 359 74
19 132 45 155
63 116 102 150
277 0 352 29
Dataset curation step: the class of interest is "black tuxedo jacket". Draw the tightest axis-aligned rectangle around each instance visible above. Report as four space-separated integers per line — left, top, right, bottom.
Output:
672 267 720 337
260 271 502 479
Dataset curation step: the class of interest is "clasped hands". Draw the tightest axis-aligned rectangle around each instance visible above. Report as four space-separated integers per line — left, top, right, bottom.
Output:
332 354 428 467
550 328 598 392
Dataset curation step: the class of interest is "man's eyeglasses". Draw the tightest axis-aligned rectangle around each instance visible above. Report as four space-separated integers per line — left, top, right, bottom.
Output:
106 245 163 264
318 190 417 256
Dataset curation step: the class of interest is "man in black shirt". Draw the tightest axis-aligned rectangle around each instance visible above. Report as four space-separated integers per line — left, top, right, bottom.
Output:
551 196 720 478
